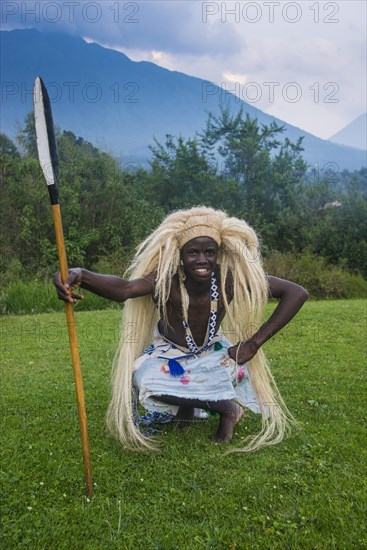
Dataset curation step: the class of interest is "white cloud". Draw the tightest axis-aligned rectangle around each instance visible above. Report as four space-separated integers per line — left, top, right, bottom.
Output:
223 72 248 85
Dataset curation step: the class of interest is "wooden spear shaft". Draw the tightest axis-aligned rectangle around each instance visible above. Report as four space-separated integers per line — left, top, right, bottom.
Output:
51 204 93 497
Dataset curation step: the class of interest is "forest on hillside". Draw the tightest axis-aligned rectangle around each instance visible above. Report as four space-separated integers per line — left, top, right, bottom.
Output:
1 108 366 300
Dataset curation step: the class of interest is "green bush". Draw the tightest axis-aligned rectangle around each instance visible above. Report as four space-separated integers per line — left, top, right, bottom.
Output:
264 251 367 299
1 252 365 314
0 280 120 315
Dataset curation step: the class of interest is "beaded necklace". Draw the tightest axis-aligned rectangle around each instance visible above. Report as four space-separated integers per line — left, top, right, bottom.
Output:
179 270 219 354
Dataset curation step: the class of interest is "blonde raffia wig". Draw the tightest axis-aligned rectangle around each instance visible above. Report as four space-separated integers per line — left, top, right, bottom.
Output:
106 206 297 453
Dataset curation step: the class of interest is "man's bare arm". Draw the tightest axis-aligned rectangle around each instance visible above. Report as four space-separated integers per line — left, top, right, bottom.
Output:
54 268 155 303
228 276 309 364
252 276 309 347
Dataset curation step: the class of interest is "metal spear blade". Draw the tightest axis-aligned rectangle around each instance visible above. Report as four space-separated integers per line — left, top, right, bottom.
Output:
33 76 59 203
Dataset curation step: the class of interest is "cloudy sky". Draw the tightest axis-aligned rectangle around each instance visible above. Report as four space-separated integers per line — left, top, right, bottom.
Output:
2 0 366 138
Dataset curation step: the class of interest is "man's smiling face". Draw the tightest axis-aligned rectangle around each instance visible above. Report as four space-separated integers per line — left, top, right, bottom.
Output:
181 236 218 281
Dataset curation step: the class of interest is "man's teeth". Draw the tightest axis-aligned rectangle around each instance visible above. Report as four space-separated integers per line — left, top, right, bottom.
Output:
195 268 209 272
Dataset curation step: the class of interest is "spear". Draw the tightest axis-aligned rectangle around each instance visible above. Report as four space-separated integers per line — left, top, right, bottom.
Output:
33 76 92 496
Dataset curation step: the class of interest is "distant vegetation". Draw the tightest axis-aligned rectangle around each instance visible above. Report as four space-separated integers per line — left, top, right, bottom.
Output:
0 108 366 312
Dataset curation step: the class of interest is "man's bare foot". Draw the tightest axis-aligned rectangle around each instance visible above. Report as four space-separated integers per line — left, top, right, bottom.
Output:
212 403 244 443
176 405 195 428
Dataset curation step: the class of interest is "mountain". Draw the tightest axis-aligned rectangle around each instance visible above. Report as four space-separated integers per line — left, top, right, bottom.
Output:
329 114 367 151
1 28 366 170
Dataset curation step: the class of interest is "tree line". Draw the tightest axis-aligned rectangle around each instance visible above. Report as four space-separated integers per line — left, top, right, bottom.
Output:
0 107 366 289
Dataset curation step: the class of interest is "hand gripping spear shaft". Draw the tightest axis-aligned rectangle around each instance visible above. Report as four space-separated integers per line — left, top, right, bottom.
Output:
33 76 92 496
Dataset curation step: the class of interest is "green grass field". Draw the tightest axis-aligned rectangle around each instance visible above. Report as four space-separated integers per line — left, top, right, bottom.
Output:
1 300 366 549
